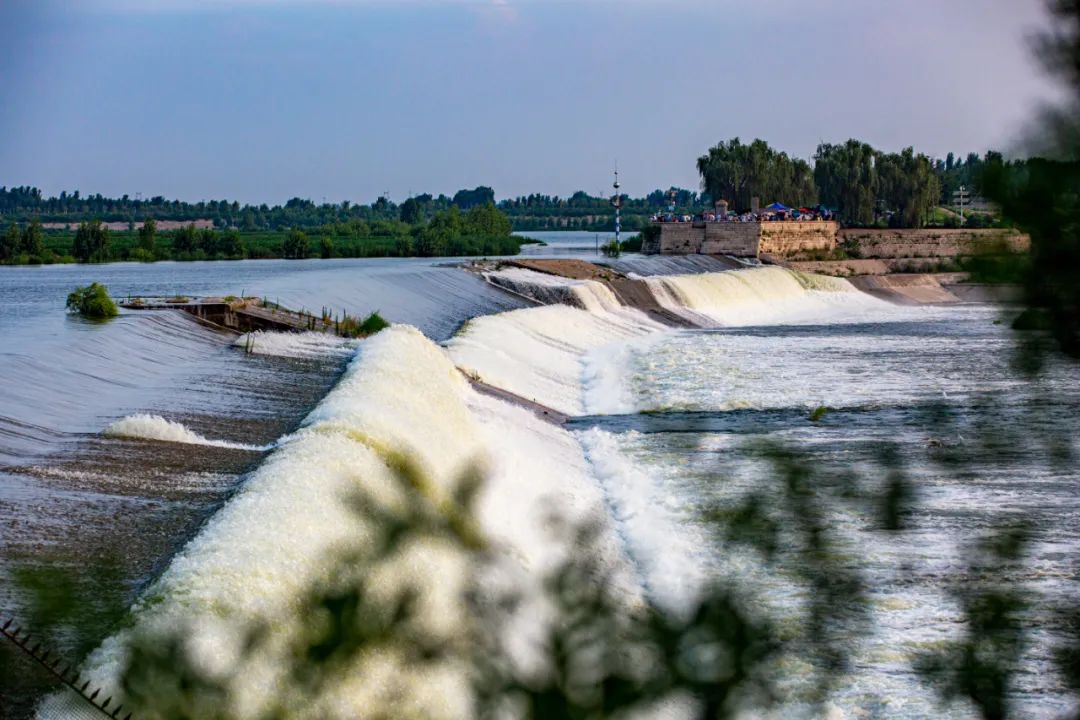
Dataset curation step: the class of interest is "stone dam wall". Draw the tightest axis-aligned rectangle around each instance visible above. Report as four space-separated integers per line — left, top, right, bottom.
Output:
837 228 1030 258
647 222 1030 262
647 221 838 257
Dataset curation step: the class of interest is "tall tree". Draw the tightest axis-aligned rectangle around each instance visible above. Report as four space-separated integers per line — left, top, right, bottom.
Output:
172 224 199 255
283 228 309 259
20 218 43 257
463 203 512 236
1 222 20 261
138 218 157 252
399 198 422 224
451 186 495 210
72 220 110 263
877 148 941 228
813 140 878 226
697 138 816 211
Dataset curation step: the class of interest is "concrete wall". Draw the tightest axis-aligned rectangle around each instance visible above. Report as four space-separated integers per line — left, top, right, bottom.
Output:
839 228 1030 258
652 221 838 257
650 222 1028 262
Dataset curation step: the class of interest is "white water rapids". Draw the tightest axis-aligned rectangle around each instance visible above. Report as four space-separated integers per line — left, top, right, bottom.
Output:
37 265 1080 720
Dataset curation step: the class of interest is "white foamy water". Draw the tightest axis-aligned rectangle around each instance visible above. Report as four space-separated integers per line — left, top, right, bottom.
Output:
232 330 358 358
484 267 625 313
104 414 269 451
449 266 917 417
586 305 1030 415
449 266 1079 717
644 266 892 327
34 263 1079 719
446 303 662 416
41 326 636 720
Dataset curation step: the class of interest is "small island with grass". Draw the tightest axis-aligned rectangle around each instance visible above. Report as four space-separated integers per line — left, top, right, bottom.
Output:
65 282 119 319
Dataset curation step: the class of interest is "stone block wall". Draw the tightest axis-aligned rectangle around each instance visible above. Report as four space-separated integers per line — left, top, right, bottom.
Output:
647 222 1027 261
758 221 839 256
655 223 708 254
838 228 1030 258
652 221 838 257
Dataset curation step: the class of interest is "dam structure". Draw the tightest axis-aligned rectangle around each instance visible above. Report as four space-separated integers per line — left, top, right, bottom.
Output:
642 219 1031 268
12 254 1078 720
642 220 839 257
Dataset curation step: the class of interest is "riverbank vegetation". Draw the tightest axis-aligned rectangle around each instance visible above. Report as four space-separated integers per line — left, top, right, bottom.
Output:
0 139 1018 248
0 204 533 265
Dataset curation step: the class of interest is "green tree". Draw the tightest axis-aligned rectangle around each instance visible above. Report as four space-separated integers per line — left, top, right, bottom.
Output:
283 228 309 259
65 282 118 318
137 218 156 253
697 138 816 211
1 222 21 261
463 203 512 237
172 224 199 255
414 206 462 256
219 229 244 258
399 197 422 224
198 228 220 256
20 218 44 257
451 186 495 209
72 220 111 263
319 235 334 259
877 148 941 228
813 140 879 225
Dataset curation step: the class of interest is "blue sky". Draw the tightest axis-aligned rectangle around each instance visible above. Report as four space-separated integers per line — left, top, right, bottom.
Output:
0 0 1058 204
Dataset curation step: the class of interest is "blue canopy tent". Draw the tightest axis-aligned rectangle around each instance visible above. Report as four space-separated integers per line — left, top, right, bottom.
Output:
765 202 791 211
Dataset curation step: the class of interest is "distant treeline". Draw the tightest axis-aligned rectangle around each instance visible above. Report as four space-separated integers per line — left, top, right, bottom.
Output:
697 138 1007 229
0 139 1008 237
0 204 532 265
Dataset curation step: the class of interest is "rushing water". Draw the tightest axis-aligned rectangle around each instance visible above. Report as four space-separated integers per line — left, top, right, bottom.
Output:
0 257 525 719
3 246 1078 719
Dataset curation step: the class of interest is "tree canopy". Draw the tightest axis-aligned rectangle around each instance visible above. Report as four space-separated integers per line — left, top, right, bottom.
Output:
696 138 817 212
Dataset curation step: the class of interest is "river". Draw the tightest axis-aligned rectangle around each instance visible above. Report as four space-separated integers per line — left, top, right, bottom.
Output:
2 238 1078 719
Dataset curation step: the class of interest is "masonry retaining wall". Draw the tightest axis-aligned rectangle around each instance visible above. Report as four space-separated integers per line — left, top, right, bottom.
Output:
652 221 838 257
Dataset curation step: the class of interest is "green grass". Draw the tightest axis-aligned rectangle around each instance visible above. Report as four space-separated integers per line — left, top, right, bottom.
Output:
337 311 391 338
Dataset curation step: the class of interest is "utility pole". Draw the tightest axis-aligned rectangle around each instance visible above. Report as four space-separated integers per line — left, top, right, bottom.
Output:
611 168 622 251
953 185 969 222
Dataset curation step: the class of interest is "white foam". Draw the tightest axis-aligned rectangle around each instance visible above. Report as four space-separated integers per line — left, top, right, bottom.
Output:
42 326 637 720
446 304 662 416
104 414 268 451
644 266 891 327
485 267 625 313
577 427 712 612
232 330 357 358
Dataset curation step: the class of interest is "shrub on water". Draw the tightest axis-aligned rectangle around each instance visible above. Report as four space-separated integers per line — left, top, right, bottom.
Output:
66 282 119 319
337 311 390 338
359 311 390 335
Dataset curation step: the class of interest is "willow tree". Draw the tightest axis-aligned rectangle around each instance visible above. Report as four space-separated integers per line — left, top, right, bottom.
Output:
813 140 878 226
877 148 941 228
697 138 817 211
